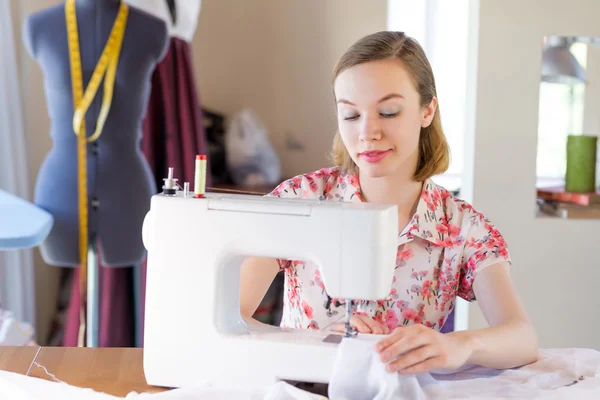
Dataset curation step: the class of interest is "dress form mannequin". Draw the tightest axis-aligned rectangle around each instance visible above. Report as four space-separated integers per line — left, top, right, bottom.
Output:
22 0 169 268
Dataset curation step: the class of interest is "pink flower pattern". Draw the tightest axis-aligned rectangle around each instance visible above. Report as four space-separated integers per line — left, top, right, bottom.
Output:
269 167 511 331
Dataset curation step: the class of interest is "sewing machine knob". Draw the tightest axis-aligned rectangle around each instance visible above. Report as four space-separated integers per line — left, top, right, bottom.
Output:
142 210 153 252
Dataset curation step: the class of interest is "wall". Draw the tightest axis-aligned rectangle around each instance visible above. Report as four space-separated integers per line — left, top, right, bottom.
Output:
464 0 600 349
192 0 388 179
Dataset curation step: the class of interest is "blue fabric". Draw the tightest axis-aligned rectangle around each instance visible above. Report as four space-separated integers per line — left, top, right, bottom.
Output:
0 189 54 250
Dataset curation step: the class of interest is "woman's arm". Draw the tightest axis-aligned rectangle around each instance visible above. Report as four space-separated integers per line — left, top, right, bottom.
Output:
376 261 539 373
239 256 280 321
449 261 539 369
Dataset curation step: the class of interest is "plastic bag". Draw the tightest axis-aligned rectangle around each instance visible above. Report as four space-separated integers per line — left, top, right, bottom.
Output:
0 309 35 346
224 109 281 186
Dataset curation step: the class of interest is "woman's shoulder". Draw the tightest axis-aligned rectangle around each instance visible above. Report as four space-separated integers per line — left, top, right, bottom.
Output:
428 180 507 247
426 180 486 222
268 167 356 200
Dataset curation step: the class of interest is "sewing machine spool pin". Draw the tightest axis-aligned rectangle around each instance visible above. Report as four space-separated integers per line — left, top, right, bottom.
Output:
162 167 178 196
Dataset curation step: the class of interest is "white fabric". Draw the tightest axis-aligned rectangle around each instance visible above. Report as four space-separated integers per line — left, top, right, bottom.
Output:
126 381 324 400
329 339 600 399
124 0 201 42
1 344 600 399
328 337 420 399
0 369 121 400
0 0 36 328
0 370 324 400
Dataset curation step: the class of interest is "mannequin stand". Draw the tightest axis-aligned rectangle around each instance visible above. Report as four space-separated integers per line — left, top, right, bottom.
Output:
82 237 142 348
86 236 99 347
133 262 141 347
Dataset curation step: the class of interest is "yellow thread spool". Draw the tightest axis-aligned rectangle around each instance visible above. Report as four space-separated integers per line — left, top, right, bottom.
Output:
195 155 206 198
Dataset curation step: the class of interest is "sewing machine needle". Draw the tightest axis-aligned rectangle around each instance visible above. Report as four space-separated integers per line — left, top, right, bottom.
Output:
344 300 356 338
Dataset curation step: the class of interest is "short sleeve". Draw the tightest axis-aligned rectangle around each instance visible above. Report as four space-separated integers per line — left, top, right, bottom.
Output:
266 180 292 199
458 212 511 301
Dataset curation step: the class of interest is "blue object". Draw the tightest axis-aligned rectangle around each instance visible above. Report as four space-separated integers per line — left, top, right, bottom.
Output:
0 189 54 250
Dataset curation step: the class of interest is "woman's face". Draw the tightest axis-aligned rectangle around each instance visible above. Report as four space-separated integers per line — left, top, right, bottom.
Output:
334 59 436 179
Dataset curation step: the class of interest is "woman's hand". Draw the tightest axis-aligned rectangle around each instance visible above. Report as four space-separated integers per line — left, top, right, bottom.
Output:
328 314 390 335
375 324 473 374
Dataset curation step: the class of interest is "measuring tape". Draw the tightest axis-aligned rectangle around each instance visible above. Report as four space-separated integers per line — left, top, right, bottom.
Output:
65 0 129 347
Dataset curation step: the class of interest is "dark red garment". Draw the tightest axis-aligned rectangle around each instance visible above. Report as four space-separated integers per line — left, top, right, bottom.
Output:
142 37 212 191
139 37 212 347
62 37 210 347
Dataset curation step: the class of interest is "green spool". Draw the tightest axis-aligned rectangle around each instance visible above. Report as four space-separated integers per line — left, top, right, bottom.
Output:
565 134 597 193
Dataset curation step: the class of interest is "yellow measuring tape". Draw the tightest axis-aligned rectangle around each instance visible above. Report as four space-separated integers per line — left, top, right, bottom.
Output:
65 0 129 347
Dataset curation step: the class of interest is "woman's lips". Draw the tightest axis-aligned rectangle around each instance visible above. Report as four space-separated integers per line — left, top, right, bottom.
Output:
359 149 391 163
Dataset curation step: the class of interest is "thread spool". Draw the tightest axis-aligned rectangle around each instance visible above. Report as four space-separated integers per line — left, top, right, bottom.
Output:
566 135 597 193
194 155 207 198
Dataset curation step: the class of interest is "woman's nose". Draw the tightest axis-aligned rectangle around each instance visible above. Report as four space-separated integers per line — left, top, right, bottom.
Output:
359 116 383 141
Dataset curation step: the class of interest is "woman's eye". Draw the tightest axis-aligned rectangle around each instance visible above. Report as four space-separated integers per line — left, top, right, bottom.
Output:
343 114 359 121
381 112 399 118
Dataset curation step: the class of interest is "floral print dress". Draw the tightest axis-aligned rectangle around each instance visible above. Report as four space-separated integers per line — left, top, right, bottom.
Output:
268 167 511 332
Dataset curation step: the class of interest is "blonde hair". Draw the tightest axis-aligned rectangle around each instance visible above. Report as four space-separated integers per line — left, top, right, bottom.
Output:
331 31 450 181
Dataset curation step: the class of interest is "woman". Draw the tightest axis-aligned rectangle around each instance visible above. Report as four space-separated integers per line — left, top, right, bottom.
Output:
241 31 538 375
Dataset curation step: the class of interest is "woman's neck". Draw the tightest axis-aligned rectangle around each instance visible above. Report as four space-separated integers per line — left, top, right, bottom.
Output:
359 172 422 213
358 159 423 217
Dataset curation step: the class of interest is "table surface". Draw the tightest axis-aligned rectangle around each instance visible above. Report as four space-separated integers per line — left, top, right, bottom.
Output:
0 346 169 397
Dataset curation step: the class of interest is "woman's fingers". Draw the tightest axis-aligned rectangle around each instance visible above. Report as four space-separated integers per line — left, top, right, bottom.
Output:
386 344 437 372
327 319 370 334
379 327 430 363
397 356 441 375
355 315 388 335
349 315 372 333
327 315 389 335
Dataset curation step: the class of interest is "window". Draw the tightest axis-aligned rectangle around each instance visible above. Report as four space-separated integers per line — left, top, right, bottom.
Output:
536 42 587 186
388 0 470 192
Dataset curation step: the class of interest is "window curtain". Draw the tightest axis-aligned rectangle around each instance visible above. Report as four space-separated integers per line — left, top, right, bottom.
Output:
0 0 36 329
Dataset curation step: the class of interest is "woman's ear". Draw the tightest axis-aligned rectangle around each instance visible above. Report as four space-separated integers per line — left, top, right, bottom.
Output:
421 97 437 128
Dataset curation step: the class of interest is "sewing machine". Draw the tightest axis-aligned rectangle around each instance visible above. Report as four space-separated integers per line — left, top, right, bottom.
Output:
142 166 398 389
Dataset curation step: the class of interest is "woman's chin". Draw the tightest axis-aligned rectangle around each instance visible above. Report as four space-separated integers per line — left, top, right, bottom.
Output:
358 163 392 179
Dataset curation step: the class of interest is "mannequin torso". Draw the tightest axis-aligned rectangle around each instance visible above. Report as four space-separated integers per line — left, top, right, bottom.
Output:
23 0 169 267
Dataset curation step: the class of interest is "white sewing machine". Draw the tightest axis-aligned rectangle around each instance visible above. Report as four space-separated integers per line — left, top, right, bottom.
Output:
142 169 398 389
